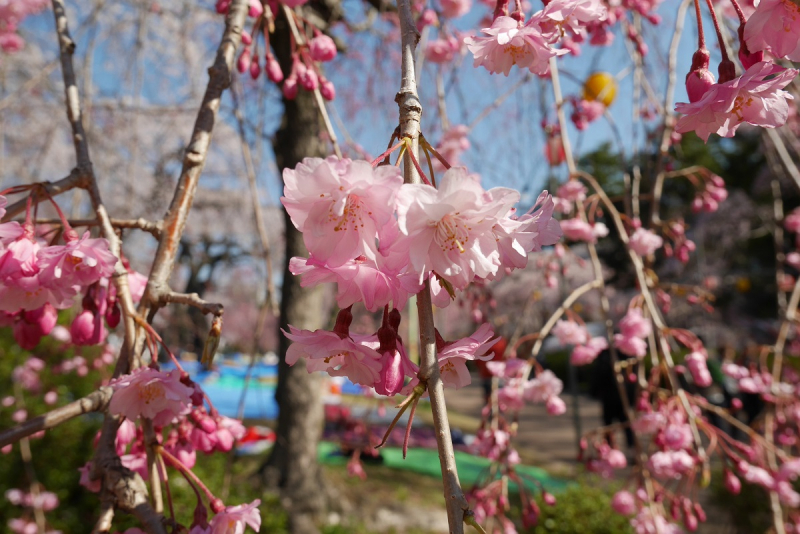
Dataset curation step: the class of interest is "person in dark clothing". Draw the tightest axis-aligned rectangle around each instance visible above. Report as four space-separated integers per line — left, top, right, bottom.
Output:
591 349 635 449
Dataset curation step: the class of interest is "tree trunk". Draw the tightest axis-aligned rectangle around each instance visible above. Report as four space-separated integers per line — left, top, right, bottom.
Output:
261 10 329 534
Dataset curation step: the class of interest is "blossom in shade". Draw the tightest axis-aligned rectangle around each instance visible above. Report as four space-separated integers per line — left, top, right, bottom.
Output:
37 231 117 289
281 157 403 267
283 326 382 387
743 0 800 61
630 508 684 534
785 207 800 233
613 333 648 358
464 16 565 76
570 336 608 365
675 62 798 142
552 319 590 345
648 450 695 478
108 368 194 426
628 227 663 257
619 307 652 338
396 167 518 289
560 217 606 243
685 351 712 387
525 370 564 404
209 499 261 534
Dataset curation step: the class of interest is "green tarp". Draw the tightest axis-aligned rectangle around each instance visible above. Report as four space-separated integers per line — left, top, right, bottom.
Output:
318 441 570 493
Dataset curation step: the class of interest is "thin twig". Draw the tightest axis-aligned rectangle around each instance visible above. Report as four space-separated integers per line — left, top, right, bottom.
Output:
0 387 113 449
160 290 225 316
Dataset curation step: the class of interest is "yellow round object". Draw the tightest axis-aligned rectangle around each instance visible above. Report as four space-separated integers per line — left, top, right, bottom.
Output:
583 72 618 107
736 277 751 293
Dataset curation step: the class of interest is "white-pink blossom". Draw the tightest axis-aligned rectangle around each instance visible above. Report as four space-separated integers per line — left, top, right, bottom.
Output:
108 368 193 426
628 227 663 257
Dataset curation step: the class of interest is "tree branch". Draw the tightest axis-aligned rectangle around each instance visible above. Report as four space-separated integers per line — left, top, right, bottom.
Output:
160 290 225 316
31 217 162 238
1 170 88 222
394 1 468 532
0 387 113 449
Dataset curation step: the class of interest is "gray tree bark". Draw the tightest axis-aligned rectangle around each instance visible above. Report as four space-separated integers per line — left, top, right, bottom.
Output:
261 8 329 534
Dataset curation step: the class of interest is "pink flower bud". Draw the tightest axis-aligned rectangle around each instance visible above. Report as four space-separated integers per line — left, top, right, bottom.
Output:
249 58 261 80
299 67 319 91
215 0 231 13
606 448 627 469
543 492 556 506
71 310 106 346
241 30 252 46
283 76 298 99
248 0 263 17
265 54 283 83
685 68 715 103
320 78 335 100
686 352 712 387
105 302 121 328
308 35 337 62
724 470 741 495
237 48 252 74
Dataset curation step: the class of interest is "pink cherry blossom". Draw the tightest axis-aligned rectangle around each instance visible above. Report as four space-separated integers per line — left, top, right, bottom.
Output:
396 167 518 289
108 368 194 426
436 324 496 389
675 62 798 142
685 351 712 387
786 207 800 233
648 450 695 478
440 0 471 18
491 191 562 275
570 336 608 365
538 0 608 41
743 0 800 61
628 227 663 257
630 508 684 534
427 34 462 64
556 180 587 202
37 231 117 289
524 369 564 403
433 125 470 171
560 217 604 243
281 157 403 268
611 490 637 515
283 326 382 387
209 499 261 534
552 319 590 345
619 307 652 339
570 99 604 130
613 334 648 358
546 395 567 415
464 16 565 76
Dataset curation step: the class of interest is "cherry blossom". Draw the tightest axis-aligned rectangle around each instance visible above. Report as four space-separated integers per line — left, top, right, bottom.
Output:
538 0 608 41
308 35 337 62
552 319 590 345
743 0 800 61
464 16 565 76
37 231 117 289
283 326 382 387
628 227 663 257
436 323 496 389
675 62 798 142
281 157 403 267
108 368 194 426
209 499 261 534
396 166 518 289
611 490 637 515
440 0 472 18
570 336 608 365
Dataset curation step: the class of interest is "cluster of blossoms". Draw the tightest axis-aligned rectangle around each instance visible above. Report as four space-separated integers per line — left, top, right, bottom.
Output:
223 0 337 100
280 156 560 392
675 0 799 141
0 194 149 351
552 318 608 366
0 0 49 52
612 306 652 359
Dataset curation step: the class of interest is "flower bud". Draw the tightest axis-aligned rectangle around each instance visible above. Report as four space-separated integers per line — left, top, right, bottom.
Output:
611 490 637 515
248 0 263 17
265 54 283 83
249 58 261 80
237 47 252 74
685 67 715 103
308 34 337 62
202 316 223 367
718 59 736 84
299 67 319 91
320 78 336 100
725 469 742 495
283 76 298 99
